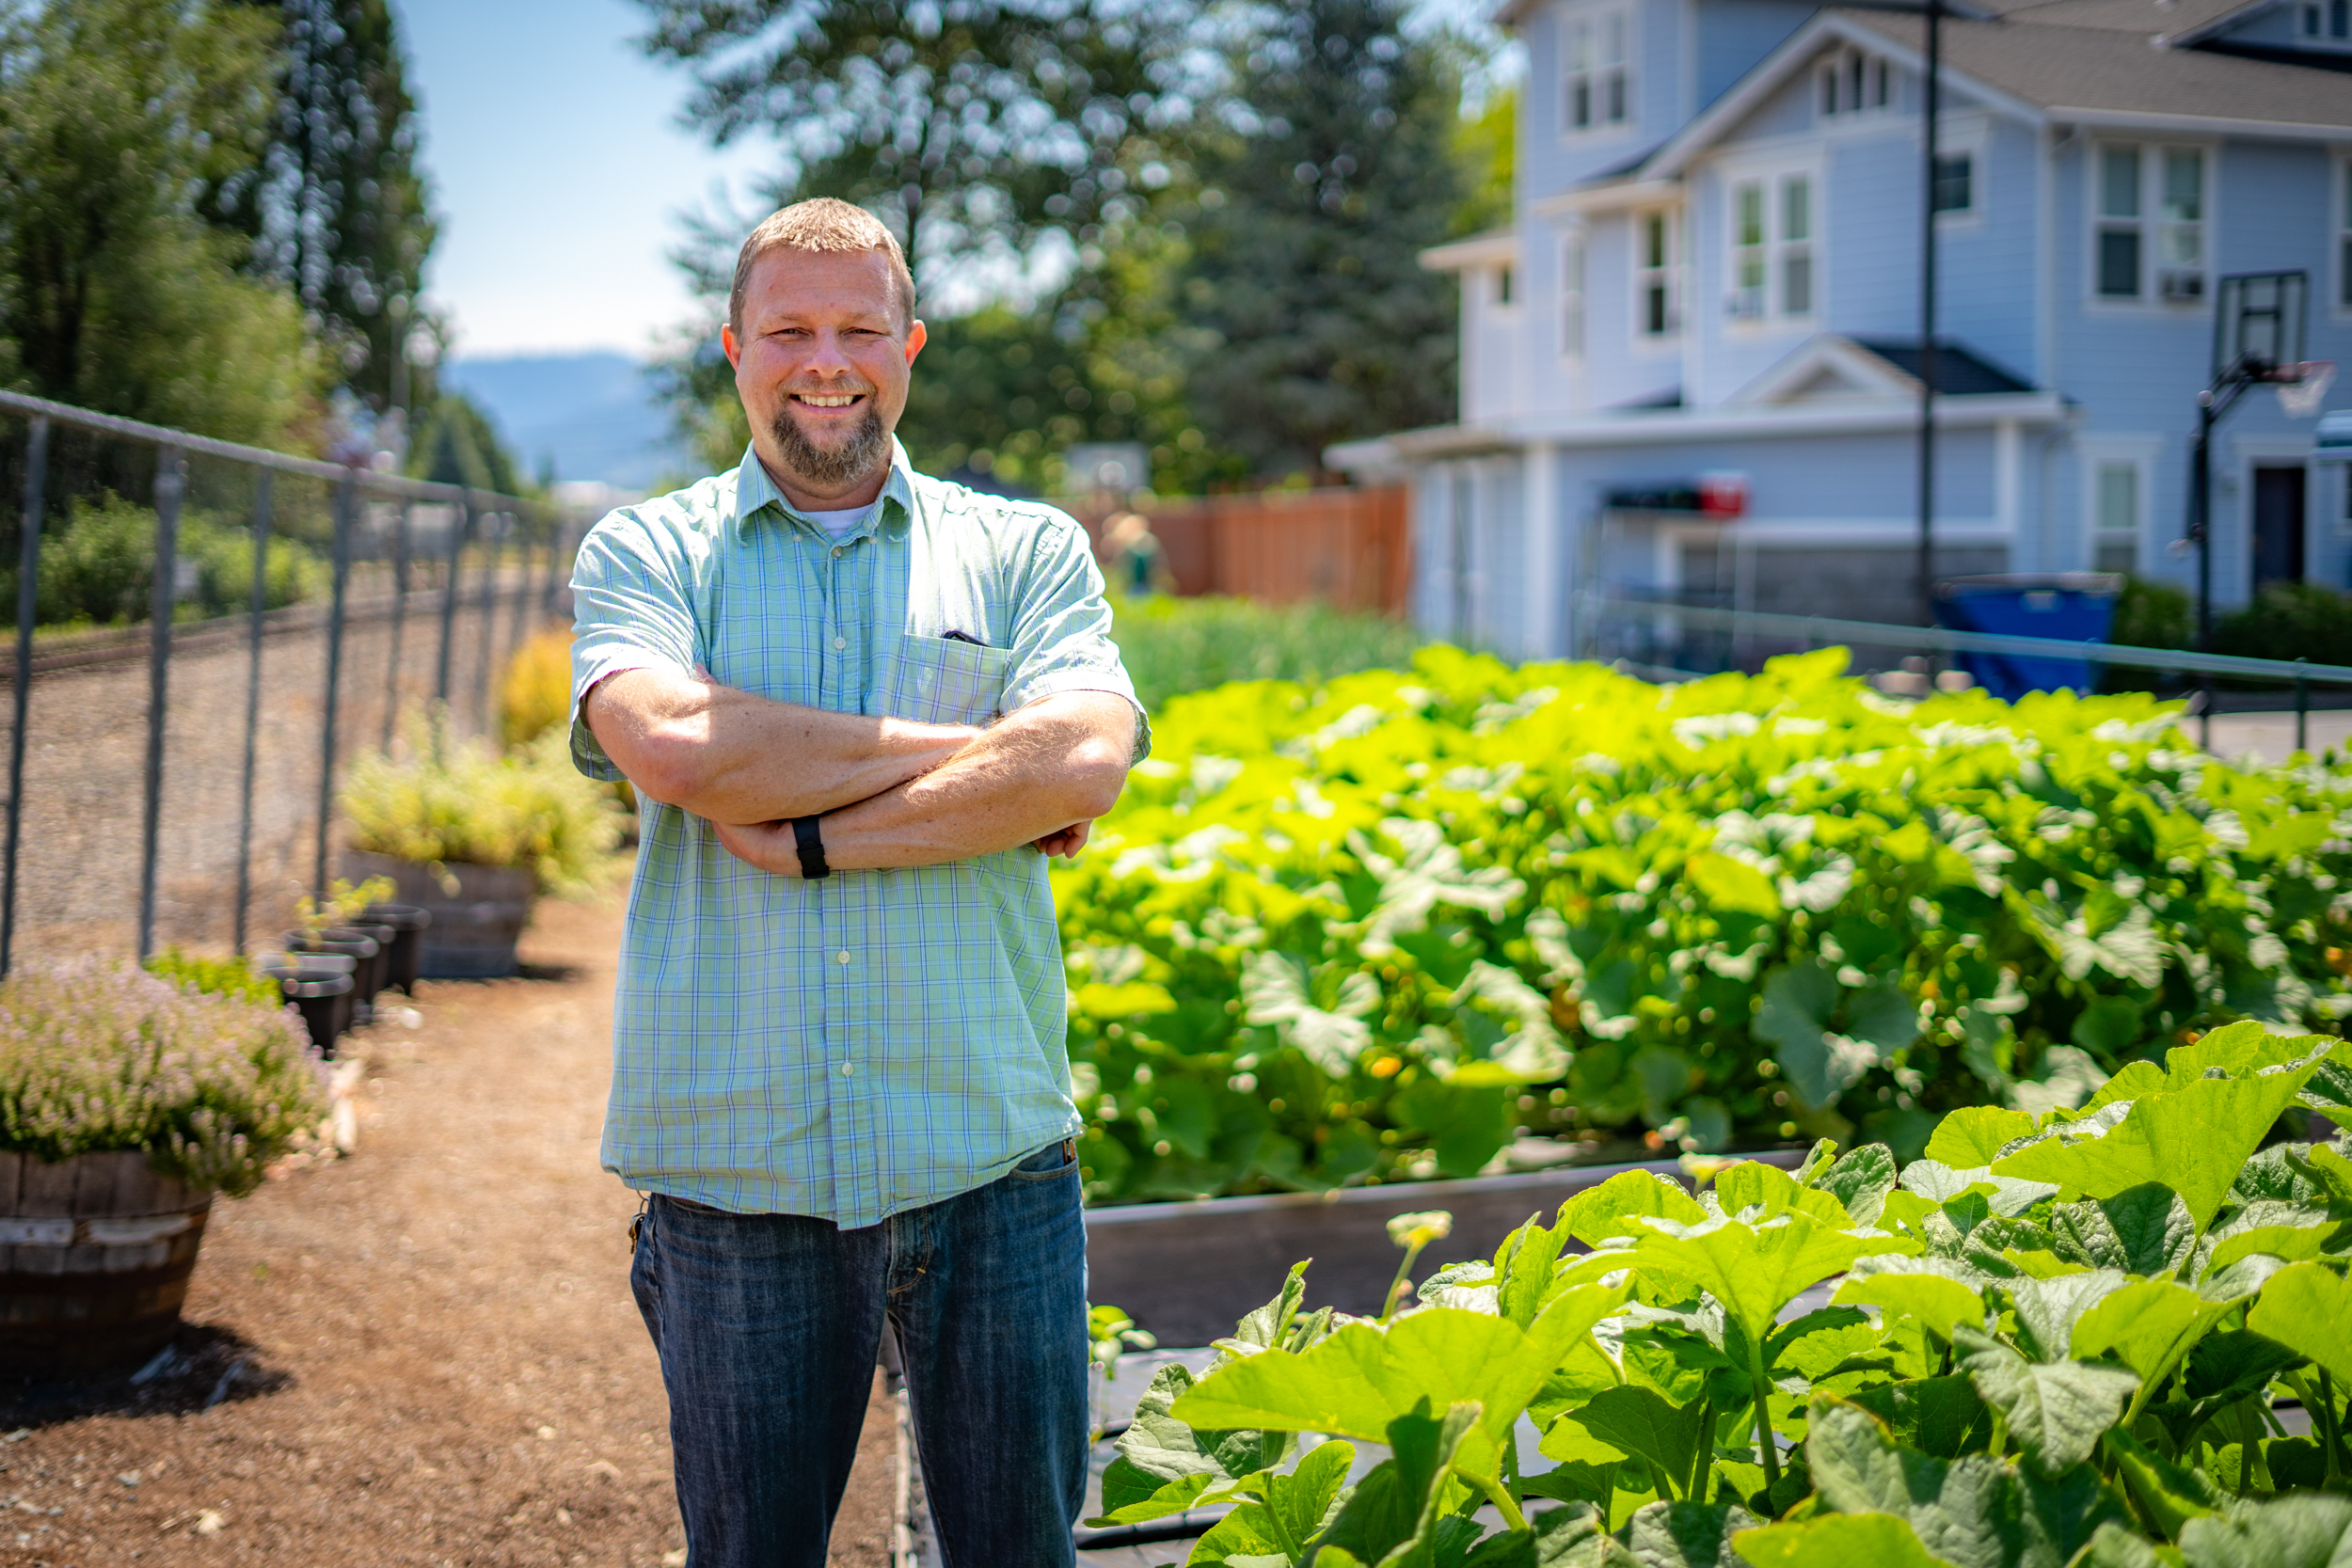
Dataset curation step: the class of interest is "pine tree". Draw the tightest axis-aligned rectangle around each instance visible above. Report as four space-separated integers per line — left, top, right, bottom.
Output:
1174 0 1466 482
209 0 437 411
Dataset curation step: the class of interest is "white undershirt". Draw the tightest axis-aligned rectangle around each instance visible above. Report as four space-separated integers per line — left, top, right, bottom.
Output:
800 502 877 539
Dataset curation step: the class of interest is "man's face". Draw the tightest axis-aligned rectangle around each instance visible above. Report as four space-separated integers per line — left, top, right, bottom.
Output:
722 246 926 506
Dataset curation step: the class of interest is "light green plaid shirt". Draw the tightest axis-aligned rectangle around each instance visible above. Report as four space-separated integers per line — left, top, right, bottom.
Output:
568 441 1146 1227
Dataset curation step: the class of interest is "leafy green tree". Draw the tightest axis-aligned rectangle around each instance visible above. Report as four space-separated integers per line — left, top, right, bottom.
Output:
636 0 1203 280
408 393 529 498
1173 0 1468 481
0 0 326 447
208 0 439 410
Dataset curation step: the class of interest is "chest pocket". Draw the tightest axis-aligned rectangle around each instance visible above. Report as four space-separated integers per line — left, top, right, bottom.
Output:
891 633 1012 726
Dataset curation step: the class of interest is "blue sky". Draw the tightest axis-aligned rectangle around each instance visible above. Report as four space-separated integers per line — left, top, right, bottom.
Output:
394 0 1510 364
394 0 771 359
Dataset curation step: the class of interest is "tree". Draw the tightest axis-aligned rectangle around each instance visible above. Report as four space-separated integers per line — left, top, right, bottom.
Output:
0 0 326 448
1172 0 1468 481
409 394 528 498
208 0 438 411
636 0 1203 282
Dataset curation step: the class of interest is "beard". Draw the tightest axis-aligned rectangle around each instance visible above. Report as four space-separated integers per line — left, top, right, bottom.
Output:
770 400 889 490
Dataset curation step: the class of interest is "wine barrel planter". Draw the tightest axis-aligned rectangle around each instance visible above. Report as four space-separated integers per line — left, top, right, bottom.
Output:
344 850 535 979
0 1150 214 1381
1081 1147 1808 1347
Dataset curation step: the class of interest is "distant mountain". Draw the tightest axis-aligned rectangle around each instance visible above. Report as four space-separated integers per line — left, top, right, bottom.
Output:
439 352 694 492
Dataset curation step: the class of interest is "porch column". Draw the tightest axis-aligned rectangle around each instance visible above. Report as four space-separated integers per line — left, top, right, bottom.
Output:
1994 419 2022 569
1523 440 1559 658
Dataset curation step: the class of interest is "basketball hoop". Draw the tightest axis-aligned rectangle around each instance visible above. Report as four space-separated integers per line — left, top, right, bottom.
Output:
2279 361 2336 420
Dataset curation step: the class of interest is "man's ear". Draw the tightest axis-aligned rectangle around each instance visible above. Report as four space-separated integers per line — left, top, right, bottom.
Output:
903 319 927 367
721 323 741 369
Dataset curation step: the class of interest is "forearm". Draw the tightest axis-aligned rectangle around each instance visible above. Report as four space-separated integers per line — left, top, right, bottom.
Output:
715 691 1136 873
582 666 977 824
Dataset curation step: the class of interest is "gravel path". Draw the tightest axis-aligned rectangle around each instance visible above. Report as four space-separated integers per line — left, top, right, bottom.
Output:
0 885 896 1567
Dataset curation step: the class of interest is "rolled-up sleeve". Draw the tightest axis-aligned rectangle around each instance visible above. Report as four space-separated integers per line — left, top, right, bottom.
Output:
568 511 700 782
999 510 1151 763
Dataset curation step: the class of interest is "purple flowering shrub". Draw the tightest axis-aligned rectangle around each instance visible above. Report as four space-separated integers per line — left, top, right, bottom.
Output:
0 958 326 1196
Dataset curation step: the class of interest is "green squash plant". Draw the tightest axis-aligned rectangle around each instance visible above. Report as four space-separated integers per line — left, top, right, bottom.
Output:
1056 647 2352 1203
1094 1022 2352 1566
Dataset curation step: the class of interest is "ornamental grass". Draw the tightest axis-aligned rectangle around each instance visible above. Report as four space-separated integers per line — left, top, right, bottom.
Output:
0 958 326 1196
341 712 624 896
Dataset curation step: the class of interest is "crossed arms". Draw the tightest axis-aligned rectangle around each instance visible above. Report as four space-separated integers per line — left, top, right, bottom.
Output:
580 664 1136 878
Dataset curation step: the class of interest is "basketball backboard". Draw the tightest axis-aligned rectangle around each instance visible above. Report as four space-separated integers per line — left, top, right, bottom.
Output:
2213 271 2309 386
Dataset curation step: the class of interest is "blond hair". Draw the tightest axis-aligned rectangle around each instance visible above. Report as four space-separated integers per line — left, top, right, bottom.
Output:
729 198 917 334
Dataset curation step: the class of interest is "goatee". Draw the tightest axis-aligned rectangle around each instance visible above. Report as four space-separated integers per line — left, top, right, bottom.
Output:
771 404 889 490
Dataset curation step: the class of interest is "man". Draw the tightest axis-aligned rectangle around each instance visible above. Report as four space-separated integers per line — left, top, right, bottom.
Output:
567 198 1145 1568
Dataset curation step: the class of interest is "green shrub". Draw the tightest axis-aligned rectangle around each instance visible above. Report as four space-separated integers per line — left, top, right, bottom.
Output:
2213 580 2352 670
143 947 280 1007
0 958 326 1196
1108 593 1422 713
1053 646 2352 1204
6 492 326 627
1100 1023 2352 1567
341 713 624 896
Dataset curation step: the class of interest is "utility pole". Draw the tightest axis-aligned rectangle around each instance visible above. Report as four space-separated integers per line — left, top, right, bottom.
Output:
1915 0 1944 627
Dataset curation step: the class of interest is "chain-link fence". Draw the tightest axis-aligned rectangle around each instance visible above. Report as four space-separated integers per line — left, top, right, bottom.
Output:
0 390 587 972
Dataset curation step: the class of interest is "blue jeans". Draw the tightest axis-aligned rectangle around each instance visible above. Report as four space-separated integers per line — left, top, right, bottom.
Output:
630 1142 1089 1568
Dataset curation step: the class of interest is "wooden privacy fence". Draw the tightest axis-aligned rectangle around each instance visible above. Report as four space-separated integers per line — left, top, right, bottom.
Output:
1063 484 1409 615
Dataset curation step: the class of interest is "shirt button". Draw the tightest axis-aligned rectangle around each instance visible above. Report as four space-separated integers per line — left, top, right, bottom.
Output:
836 949 851 965
831 546 844 558
833 636 847 651
841 1062 856 1077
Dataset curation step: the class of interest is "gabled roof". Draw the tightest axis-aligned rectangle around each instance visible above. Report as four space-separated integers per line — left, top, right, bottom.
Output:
1839 7 2352 131
1420 228 1518 273
1638 0 2352 182
1733 335 2040 405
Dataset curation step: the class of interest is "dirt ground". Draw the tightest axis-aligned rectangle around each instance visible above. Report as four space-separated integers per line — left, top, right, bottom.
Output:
0 889 896 1568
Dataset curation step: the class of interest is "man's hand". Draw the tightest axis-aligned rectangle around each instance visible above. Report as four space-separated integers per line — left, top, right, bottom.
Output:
710 691 1134 876
582 663 979 824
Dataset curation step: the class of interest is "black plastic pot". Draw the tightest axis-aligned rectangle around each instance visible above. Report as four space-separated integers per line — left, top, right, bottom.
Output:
265 961 355 1055
336 922 396 1001
282 930 381 1023
360 903 432 994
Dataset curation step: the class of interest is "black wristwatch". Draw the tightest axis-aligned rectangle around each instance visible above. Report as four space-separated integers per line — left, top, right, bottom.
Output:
791 815 832 879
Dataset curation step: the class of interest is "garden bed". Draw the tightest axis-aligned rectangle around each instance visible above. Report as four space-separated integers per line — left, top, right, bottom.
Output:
1084 1147 1806 1346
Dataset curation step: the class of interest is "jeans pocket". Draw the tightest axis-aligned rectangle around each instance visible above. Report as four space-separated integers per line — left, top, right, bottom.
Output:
1008 1139 1077 1180
890 632 1012 726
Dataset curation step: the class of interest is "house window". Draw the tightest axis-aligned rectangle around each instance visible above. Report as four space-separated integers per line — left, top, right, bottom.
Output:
2305 3 2320 31
1781 176 1815 317
1818 46 1890 117
1563 240 1586 356
2341 161 2352 309
2093 460 2139 574
2097 144 2206 302
2336 0 2350 36
2158 150 2204 299
1638 213 1675 337
1565 8 1632 133
1497 264 1516 307
1732 182 1768 317
1729 176 1814 321
1931 153 1973 214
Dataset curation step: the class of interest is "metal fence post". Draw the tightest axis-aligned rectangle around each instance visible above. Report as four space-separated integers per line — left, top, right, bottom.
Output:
384 499 411 752
2296 657 2309 755
135 447 186 960
232 472 273 955
437 490 472 704
473 511 500 734
314 468 357 894
2 416 49 978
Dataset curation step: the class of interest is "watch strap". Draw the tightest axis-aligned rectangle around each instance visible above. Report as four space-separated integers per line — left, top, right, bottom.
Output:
792 815 832 879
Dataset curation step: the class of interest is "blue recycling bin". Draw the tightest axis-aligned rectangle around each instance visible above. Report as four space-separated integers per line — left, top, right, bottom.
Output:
1931 574 2122 700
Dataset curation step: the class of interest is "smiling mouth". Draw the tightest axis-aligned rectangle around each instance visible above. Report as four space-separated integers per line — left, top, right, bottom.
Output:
792 391 866 408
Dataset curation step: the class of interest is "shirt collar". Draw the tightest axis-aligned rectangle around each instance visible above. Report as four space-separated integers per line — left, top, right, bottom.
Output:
732 438 917 545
